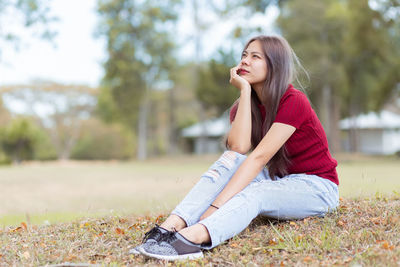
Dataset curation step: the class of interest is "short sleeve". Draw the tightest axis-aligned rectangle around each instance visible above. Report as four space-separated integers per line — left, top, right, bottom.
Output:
274 91 311 129
229 102 239 124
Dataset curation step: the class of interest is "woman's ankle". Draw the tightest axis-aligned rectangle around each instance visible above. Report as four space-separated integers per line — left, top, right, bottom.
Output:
179 224 211 245
160 214 187 231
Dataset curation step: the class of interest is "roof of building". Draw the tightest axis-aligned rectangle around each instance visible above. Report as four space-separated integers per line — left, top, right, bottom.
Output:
340 110 400 130
181 114 230 138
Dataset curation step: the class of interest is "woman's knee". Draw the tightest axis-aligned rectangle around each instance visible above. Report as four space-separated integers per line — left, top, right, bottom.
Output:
201 150 247 183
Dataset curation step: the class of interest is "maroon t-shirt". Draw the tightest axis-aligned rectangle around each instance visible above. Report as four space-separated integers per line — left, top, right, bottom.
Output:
229 84 339 185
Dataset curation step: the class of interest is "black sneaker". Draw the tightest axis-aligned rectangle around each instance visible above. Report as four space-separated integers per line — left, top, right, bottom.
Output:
141 231 203 260
129 224 168 255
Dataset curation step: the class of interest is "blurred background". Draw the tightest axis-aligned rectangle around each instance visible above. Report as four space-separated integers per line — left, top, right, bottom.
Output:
0 0 399 224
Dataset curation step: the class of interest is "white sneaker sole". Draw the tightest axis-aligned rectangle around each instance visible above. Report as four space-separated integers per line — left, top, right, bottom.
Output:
141 250 203 261
128 247 141 255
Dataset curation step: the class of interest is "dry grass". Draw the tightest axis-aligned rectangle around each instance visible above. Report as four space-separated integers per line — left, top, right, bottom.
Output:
0 196 399 266
0 154 399 266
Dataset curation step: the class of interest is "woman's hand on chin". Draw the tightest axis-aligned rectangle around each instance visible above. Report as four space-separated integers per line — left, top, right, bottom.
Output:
230 65 251 91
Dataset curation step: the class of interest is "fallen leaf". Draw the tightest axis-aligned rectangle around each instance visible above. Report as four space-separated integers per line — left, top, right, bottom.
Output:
21 222 27 231
314 238 322 245
268 239 278 246
155 214 164 223
119 218 128 224
371 217 384 225
128 223 140 230
115 228 125 235
64 254 77 261
381 241 394 250
343 257 353 263
294 235 304 242
230 242 238 248
337 220 346 227
0 254 2 259
389 216 400 224
10 226 22 233
22 251 30 260
280 261 285 266
303 256 313 263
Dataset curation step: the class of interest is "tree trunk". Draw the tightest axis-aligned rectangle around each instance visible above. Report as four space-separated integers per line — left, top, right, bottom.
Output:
320 84 331 136
192 0 207 154
168 86 179 154
197 103 208 154
329 93 341 153
137 87 149 160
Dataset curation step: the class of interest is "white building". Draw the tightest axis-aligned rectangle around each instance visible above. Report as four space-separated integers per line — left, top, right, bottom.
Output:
181 113 230 154
182 109 400 155
340 110 400 155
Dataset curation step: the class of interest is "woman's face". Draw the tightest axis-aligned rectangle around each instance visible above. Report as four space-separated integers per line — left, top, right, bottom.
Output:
238 40 268 88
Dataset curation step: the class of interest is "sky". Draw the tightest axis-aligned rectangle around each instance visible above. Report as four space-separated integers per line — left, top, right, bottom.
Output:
0 0 278 88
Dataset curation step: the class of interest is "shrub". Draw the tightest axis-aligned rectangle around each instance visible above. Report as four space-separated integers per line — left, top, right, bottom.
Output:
70 119 134 160
0 118 41 163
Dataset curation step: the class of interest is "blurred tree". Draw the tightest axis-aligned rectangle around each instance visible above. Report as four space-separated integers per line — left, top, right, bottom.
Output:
184 0 279 153
96 0 180 159
278 0 348 152
0 82 97 159
196 51 239 116
71 118 134 160
0 97 11 125
0 118 40 163
0 0 56 57
278 0 400 152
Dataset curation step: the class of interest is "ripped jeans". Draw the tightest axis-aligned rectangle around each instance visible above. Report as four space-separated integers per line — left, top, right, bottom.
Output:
171 151 339 249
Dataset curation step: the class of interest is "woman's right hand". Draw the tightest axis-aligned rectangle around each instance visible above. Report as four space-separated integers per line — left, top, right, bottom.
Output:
230 64 251 91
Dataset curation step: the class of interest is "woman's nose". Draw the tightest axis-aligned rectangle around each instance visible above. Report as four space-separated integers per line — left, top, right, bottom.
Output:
241 56 250 65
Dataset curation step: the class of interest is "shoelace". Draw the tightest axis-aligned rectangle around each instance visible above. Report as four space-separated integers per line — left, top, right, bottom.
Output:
142 224 162 243
159 230 178 243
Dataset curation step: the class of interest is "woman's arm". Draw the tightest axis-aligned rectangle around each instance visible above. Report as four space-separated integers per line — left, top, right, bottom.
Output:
226 87 252 154
201 122 296 219
226 65 253 154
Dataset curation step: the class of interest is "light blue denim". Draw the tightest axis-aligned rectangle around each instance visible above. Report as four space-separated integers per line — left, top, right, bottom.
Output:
172 150 339 249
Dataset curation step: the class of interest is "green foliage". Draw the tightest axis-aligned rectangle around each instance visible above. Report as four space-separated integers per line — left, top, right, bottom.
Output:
0 118 41 163
0 0 56 52
70 119 134 160
196 51 240 115
34 129 58 161
96 0 181 127
278 0 400 117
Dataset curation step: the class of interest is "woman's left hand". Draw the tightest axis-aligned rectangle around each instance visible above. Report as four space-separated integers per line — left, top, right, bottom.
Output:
200 206 218 221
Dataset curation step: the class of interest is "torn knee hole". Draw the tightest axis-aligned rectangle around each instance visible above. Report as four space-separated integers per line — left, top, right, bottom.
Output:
204 169 221 182
220 151 236 169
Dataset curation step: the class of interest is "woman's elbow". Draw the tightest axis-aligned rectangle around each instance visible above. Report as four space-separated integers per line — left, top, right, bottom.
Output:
228 143 251 155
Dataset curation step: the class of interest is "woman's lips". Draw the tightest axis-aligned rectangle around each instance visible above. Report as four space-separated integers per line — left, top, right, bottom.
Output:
237 68 249 75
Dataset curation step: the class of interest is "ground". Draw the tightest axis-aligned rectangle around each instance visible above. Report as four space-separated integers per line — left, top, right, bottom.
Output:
0 154 399 266
0 197 399 266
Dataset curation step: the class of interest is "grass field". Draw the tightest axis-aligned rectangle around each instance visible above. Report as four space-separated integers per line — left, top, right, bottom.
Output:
0 153 399 226
0 154 399 266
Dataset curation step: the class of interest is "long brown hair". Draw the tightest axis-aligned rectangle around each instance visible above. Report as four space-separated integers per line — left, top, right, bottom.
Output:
230 35 297 179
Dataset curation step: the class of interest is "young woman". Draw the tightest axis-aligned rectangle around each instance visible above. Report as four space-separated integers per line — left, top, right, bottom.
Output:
130 35 339 261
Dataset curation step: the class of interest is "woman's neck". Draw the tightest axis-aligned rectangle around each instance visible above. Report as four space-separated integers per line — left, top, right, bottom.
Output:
252 84 263 101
